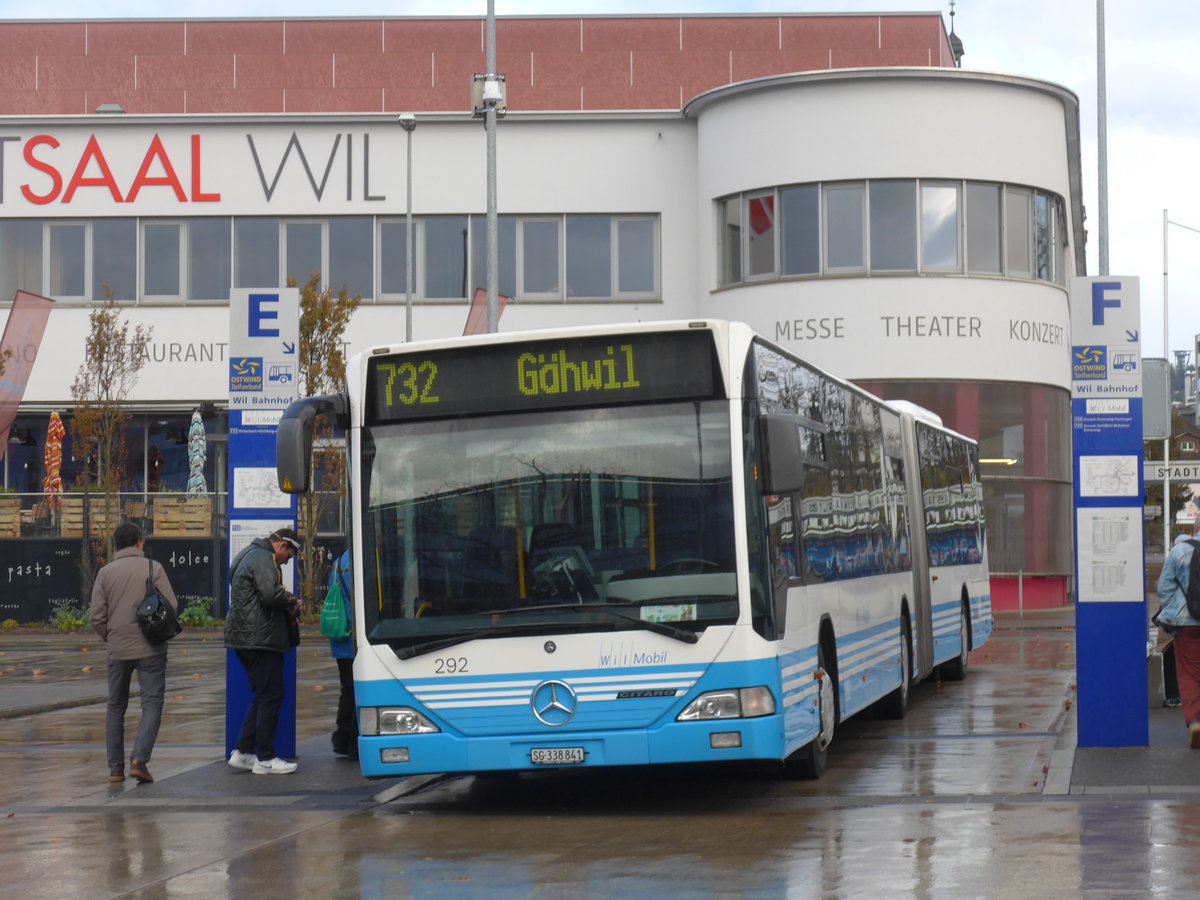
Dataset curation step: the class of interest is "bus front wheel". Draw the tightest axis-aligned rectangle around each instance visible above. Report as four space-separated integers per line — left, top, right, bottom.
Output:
785 643 836 779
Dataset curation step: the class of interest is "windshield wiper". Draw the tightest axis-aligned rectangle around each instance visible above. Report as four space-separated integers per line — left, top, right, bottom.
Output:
501 603 699 644
396 625 528 659
397 604 701 659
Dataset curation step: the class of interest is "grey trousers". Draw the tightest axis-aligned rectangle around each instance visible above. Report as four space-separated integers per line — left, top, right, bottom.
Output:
106 653 167 773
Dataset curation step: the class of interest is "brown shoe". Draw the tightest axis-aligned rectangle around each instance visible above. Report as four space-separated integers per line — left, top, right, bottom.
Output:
108 772 125 783
130 760 153 783
1190 722 1200 749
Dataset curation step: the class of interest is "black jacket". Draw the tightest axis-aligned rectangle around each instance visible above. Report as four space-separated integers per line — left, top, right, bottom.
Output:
225 538 295 653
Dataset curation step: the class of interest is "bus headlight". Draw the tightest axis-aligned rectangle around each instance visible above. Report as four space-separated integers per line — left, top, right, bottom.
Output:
677 687 775 721
359 707 440 736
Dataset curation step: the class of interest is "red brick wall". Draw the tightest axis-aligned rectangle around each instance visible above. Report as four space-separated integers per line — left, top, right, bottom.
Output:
0 14 952 116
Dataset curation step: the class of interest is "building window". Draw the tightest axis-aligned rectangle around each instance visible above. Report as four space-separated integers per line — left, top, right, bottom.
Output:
780 185 819 277
92 219 137 301
566 215 612 297
469 214 517 300
825 183 865 272
921 182 961 271
1182 440 1196 453
47 222 87 298
616 218 656 295
234 217 280 289
869 180 916 272
1004 188 1033 278
966 182 1002 275
424 215 469 299
717 179 1066 288
720 196 742 286
520 218 561 298
143 222 182 298
285 221 322 287
328 217 373 300
5 212 658 307
0 220 43 303
380 220 418 298
188 219 231 301
745 192 776 280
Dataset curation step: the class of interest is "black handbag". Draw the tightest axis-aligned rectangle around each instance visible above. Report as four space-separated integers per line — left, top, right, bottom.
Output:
137 559 182 645
286 605 301 647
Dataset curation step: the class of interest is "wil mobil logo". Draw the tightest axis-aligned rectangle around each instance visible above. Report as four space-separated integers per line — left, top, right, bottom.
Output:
229 357 263 392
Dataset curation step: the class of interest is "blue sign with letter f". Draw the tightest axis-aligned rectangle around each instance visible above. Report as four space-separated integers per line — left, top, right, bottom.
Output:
1091 281 1121 325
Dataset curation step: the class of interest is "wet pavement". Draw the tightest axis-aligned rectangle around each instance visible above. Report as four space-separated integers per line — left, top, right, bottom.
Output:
2 611 1200 898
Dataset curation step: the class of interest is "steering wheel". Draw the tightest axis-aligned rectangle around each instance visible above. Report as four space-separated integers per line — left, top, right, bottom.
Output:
657 558 721 575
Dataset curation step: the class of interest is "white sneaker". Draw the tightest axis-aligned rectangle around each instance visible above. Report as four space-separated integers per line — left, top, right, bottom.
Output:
227 749 255 771
252 757 298 775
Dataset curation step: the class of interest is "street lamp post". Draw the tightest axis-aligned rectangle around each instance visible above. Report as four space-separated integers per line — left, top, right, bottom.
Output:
1161 209 1200 554
399 113 416 343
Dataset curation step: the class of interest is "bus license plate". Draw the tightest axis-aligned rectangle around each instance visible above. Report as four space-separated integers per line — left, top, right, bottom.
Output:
530 747 585 765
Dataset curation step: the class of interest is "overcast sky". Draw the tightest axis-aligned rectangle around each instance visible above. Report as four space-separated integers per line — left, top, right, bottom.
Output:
3 1 1197 359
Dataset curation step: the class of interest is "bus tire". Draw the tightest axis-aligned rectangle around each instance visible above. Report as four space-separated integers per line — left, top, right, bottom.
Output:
879 616 912 720
785 642 836 779
940 601 971 681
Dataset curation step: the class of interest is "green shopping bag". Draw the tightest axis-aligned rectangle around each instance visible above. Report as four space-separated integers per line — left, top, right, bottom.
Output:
319 572 350 640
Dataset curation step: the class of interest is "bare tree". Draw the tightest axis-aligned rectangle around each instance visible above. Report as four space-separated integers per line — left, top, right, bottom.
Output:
291 273 360 610
69 294 152 595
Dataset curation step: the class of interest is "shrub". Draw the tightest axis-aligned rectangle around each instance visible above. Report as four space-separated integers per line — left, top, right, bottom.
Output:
50 606 89 631
178 598 222 627
1 619 18 629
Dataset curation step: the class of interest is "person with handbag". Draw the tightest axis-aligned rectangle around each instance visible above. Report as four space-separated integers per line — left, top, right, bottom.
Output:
324 549 357 760
1155 516 1200 747
225 528 302 775
89 522 178 785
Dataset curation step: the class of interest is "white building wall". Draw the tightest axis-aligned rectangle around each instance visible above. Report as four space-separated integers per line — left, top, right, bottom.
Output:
13 69 1080 405
689 69 1079 390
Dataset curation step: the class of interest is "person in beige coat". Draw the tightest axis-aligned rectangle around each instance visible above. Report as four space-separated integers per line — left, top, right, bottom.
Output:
89 522 178 784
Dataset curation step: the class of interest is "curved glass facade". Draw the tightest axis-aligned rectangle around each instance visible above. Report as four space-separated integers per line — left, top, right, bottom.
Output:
854 380 1072 579
719 179 1066 288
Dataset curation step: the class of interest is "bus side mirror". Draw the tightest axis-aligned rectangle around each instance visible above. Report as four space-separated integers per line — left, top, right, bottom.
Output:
276 393 349 494
758 414 804 495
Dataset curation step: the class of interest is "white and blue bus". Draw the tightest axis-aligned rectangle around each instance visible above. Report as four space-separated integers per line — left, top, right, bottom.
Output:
278 320 991 778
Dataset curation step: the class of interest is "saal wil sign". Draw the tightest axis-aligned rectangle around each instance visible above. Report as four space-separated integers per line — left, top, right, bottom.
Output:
0 125 395 216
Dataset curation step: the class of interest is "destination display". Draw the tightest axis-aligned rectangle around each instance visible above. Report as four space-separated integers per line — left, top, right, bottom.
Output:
366 329 720 422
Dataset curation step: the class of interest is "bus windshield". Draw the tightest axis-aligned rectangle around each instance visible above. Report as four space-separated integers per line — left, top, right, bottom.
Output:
360 401 737 653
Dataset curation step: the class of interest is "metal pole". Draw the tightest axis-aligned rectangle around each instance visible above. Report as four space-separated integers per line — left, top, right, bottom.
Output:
399 113 416 343
1164 209 1170 557
405 125 414 342
1096 0 1109 275
485 0 499 333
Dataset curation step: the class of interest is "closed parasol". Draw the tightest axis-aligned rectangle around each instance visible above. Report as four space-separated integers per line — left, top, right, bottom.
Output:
186 410 207 494
42 411 64 510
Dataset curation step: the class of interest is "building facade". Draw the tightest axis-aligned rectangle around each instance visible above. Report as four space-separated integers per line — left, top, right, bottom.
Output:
0 14 1079 619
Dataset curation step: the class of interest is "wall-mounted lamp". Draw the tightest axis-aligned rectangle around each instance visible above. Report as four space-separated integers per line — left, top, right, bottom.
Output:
980 458 1018 466
94 103 125 114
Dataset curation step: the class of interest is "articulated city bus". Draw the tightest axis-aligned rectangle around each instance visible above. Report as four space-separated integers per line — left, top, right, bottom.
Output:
277 320 991 778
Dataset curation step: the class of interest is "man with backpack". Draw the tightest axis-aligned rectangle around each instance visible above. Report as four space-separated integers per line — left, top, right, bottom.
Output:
1154 517 1200 747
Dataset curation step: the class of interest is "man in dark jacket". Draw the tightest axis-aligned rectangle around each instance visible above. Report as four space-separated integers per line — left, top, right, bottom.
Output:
225 528 302 775
90 522 178 784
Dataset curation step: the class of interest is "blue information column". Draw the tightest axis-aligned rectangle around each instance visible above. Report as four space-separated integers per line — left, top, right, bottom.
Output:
225 288 300 759
1070 276 1147 748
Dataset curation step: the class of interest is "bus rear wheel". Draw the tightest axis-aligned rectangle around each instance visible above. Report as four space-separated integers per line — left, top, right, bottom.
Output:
879 617 911 719
939 602 971 681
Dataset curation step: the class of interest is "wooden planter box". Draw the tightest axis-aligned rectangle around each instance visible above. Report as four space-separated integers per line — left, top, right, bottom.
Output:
60 495 122 537
152 496 212 537
0 498 19 539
